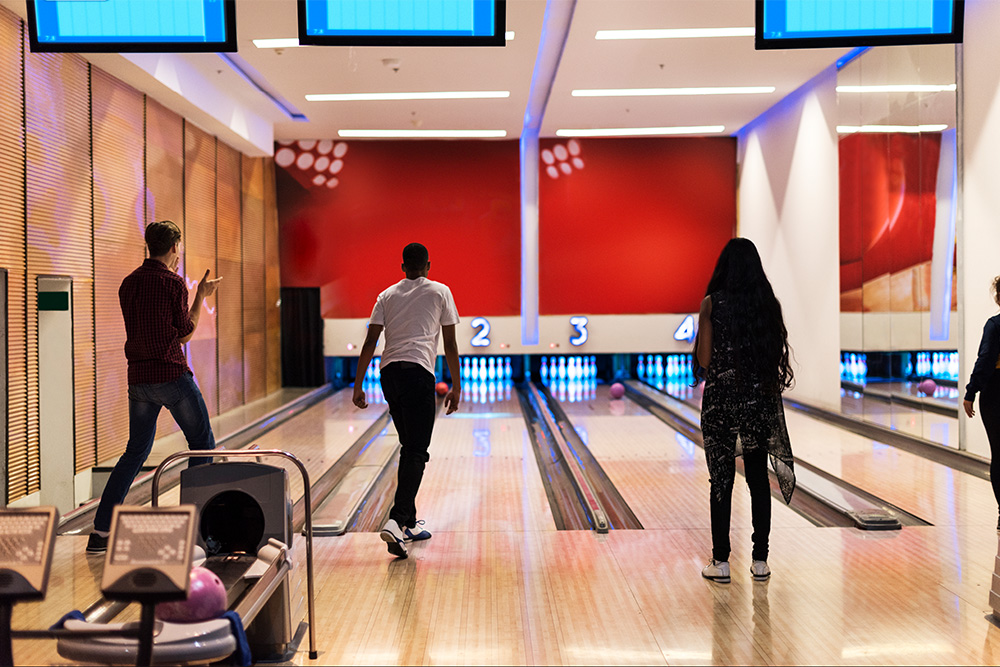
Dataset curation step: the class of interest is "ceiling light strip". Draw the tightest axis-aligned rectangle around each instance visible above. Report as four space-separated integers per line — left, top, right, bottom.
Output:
595 27 754 40
836 84 957 93
572 86 775 97
556 126 726 137
338 129 507 138
253 38 301 48
837 124 949 134
307 91 510 102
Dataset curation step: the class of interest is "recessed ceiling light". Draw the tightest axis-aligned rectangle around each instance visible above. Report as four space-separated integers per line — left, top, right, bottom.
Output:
307 91 510 102
837 124 949 133
556 126 726 137
572 86 775 97
595 27 754 40
338 129 507 138
253 38 301 49
836 84 957 93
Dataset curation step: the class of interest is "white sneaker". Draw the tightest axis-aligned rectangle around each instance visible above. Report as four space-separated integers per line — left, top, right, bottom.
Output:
701 559 730 583
750 560 771 581
379 519 408 559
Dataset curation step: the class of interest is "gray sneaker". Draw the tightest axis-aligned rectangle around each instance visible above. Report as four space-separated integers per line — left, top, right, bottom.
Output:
750 560 771 581
379 519 408 559
701 559 730 583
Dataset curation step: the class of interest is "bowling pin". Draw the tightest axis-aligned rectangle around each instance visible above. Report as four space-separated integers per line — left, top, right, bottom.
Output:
637 355 645 377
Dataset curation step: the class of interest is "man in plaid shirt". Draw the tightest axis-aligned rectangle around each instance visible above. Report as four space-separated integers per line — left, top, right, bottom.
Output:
87 220 222 554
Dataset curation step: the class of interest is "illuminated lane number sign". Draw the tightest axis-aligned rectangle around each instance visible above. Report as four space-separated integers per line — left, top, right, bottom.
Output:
569 316 589 346
674 315 696 343
470 317 491 347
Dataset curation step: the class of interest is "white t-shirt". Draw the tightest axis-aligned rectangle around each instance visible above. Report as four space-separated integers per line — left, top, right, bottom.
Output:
369 277 460 375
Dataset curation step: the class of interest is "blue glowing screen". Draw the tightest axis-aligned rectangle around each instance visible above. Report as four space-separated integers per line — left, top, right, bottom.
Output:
300 0 500 43
30 0 233 50
759 0 961 46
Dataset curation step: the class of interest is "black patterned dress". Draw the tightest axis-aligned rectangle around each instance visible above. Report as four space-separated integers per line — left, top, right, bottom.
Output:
701 291 795 504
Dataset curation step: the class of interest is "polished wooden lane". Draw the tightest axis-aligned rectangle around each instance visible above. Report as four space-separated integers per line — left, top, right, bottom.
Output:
11 387 382 666
557 383 813 533
399 389 556 534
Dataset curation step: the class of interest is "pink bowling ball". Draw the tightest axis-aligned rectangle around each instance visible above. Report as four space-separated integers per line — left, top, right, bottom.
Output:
155 566 227 623
917 378 937 396
609 382 625 399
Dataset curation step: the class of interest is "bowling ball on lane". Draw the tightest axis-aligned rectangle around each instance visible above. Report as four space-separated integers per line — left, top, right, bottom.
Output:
917 379 937 396
155 567 227 623
609 383 625 399
435 382 449 396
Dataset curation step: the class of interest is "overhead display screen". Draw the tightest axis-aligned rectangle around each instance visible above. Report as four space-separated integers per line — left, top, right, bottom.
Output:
756 0 964 49
27 0 237 53
298 0 505 46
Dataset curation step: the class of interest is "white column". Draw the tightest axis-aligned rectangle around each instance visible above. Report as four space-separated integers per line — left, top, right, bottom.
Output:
958 0 1000 458
38 275 75 513
737 66 842 409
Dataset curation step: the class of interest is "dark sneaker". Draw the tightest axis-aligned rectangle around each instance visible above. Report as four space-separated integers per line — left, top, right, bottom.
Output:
379 519 407 559
403 520 431 542
86 533 108 555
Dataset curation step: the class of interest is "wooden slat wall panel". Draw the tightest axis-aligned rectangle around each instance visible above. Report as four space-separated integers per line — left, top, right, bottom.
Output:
184 123 218 415
145 99 184 442
0 10 27 503
241 156 266 403
263 159 281 394
216 142 243 412
91 68 144 468
24 40 93 491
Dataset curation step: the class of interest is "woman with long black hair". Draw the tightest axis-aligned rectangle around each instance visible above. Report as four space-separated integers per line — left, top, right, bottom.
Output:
963 275 1000 529
694 238 796 583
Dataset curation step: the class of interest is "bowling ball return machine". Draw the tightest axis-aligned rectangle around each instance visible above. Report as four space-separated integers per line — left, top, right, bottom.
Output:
56 449 318 666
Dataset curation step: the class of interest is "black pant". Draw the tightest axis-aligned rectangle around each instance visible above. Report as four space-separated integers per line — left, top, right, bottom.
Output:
981 373 1000 508
380 361 436 529
710 448 771 563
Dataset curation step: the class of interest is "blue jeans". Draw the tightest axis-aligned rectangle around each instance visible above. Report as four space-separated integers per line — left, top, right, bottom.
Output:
93 373 216 532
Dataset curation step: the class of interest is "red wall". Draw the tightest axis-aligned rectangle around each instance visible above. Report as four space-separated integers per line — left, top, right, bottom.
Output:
539 137 736 314
839 133 940 294
278 136 737 318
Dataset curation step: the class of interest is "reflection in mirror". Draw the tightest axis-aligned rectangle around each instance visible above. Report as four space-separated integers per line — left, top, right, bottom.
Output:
837 43 960 449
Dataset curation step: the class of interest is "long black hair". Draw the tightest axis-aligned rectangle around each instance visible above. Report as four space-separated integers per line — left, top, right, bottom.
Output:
698 238 794 392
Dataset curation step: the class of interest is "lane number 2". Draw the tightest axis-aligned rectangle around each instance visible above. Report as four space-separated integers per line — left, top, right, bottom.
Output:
470 317 491 347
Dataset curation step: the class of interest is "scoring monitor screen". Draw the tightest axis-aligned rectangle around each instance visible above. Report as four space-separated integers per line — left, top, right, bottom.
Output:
0 512 52 567
756 0 964 49
298 0 505 46
27 0 237 53
110 511 191 567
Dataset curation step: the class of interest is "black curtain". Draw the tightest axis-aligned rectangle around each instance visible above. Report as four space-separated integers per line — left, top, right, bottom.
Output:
280 287 325 386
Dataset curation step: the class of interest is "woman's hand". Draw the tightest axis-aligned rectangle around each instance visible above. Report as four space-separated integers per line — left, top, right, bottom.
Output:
964 399 975 419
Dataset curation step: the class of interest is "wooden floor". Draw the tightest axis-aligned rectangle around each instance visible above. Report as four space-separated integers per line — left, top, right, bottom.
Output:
12 384 1000 665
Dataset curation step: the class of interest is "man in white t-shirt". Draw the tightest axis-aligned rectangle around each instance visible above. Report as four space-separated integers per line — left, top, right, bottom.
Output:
353 243 461 558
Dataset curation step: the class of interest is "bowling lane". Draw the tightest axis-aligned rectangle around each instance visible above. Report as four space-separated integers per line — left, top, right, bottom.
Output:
11 387 384 666
400 379 557 533
647 380 993 529
840 384 959 447
554 382 813 533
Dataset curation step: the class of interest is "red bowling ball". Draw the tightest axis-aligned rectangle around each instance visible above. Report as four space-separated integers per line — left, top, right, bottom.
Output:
155 566 227 623
609 383 625 399
435 382 449 396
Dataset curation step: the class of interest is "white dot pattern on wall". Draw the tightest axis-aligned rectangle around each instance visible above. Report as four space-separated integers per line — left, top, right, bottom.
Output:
275 147 295 167
296 152 315 170
546 165 559 179
298 139 317 150
541 149 555 164
333 142 348 158
315 156 331 172
317 139 334 155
